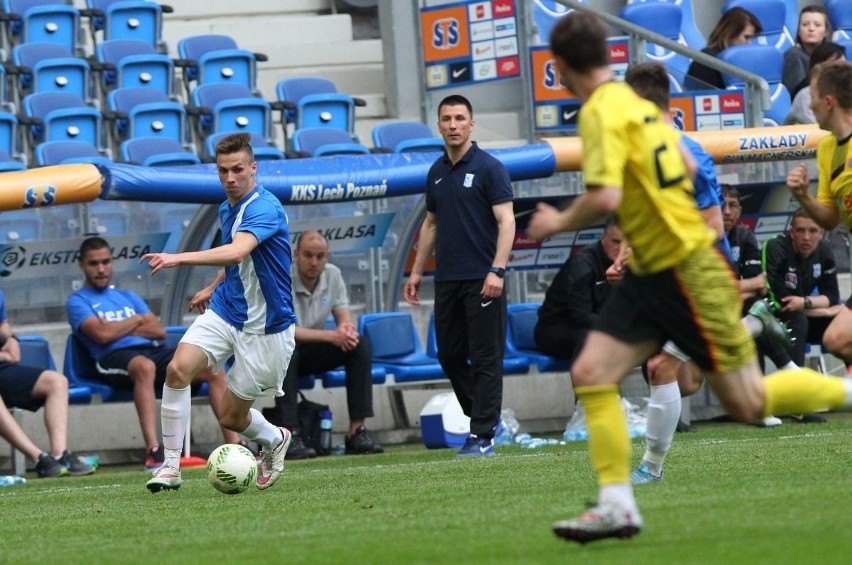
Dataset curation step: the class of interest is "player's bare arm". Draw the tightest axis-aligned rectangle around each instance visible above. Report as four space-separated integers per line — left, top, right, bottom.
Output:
404 211 437 305
786 164 840 230
141 231 259 275
527 185 621 241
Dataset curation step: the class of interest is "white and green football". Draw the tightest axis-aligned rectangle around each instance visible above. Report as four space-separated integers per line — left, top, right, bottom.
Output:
207 444 257 494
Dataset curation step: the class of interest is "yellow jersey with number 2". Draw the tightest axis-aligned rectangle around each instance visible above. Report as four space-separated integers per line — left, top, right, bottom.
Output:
580 81 714 276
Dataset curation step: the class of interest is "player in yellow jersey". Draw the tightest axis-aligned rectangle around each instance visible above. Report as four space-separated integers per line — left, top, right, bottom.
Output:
786 60 852 362
527 11 852 544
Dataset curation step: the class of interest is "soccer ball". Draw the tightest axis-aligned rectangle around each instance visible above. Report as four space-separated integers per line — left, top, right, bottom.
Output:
207 444 257 494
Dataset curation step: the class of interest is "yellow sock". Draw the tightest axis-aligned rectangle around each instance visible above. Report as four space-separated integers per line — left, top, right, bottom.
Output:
763 368 847 416
575 384 629 485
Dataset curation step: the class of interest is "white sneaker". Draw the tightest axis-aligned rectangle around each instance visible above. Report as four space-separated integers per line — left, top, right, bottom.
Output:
553 502 642 544
758 416 783 428
256 427 292 490
146 465 182 493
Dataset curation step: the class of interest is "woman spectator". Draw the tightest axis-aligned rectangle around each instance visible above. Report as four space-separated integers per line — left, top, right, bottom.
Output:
785 41 846 125
783 5 832 99
685 7 762 90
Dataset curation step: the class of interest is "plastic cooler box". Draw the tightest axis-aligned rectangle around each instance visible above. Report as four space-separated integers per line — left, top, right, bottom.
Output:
419 392 470 448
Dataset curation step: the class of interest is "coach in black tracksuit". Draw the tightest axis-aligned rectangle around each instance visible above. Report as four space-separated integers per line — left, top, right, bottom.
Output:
534 219 622 364
762 210 840 369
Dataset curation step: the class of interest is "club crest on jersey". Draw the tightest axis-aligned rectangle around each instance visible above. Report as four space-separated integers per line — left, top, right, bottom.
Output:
463 173 474 188
813 264 821 278
784 271 798 289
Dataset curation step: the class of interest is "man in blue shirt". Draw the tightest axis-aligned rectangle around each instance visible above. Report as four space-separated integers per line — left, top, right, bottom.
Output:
140 133 297 492
404 94 515 456
67 236 240 471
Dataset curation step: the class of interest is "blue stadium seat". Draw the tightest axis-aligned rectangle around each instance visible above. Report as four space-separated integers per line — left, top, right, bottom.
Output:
0 209 42 242
837 37 852 60
177 34 264 95
203 131 283 161
371 121 444 153
356 312 446 384
425 310 529 376
722 0 794 51
620 2 692 91
626 1 707 50
276 77 365 144
11 42 92 103
718 44 790 127
825 0 852 41
506 303 572 373
95 38 175 96
18 335 92 404
289 127 370 158
120 137 200 166
84 0 170 51
88 200 131 236
531 0 587 44
107 86 188 144
0 111 26 170
34 140 111 166
21 91 103 149
2 1 84 55
189 83 272 141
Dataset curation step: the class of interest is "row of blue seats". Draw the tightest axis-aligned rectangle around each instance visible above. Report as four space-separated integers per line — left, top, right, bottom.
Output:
19 322 373 410
18 302 564 409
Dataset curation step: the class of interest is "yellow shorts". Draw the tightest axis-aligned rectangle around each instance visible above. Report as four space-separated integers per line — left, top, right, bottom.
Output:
596 246 755 373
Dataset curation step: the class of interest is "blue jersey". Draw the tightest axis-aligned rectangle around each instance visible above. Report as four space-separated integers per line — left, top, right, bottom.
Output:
66 286 156 361
683 134 733 262
209 184 296 334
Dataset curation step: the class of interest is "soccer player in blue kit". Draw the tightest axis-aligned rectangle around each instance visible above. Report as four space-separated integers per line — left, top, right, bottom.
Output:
141 133 297 492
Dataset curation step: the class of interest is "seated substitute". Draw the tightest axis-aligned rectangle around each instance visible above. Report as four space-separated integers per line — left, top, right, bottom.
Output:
722 184 766 305
270 230 383 457
762 209 843 379
66 237 242 469
534 218 622 363
0 289 95 477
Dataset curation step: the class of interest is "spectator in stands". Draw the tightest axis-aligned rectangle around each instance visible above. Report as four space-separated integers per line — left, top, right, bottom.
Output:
762 209 842 382
0 289 95 478
269 230 383 458
140 133 297 493
786 42 846 125
66 236 241 471
783 5 832 98
786 61 852 366
685 7 762 90
404 93 515 457
534 217 622 363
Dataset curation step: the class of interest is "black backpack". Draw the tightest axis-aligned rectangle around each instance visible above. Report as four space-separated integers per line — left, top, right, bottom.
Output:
297 392 333 456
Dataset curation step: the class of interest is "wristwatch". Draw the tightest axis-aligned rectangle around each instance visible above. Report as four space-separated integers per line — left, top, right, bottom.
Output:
489 266 505 278
804 297 813 309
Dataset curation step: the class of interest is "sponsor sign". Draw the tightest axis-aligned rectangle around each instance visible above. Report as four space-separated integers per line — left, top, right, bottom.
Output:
421 0 519 90
669 89 746 132
529 38 629 131
290 212 394 253
0 233 169 280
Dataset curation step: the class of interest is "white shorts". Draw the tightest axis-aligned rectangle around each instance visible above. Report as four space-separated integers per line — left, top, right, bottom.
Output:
181 309 295 401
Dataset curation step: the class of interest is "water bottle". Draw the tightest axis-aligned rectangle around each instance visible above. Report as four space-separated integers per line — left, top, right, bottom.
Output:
319 410 333 455
0 475 26 487
513 432 532 447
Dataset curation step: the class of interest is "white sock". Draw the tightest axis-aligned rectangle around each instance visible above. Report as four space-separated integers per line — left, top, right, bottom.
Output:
241 408 281 448
641 381 681 473
742 314 762 337
845 380 852 404
783 361 799 370
161 384 191 469
599 483 641 519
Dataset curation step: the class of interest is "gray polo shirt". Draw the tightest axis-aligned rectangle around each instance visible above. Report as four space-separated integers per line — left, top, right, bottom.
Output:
292 263 349 329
